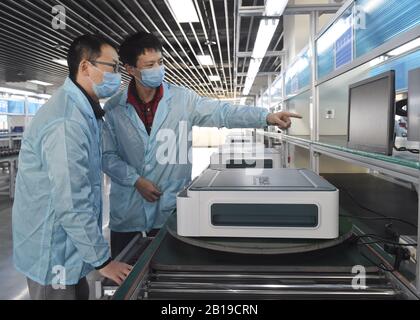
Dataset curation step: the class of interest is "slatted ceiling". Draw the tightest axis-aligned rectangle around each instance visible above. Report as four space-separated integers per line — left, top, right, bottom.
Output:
0 0 283 98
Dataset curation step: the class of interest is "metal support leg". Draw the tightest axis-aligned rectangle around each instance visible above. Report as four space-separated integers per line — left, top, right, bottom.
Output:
310 147 321 175
309 11 320 174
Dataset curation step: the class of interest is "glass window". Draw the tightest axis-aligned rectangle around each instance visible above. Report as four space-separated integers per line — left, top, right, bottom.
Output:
8 100 25 114
369 50 420 91
271 76 283 107
28 102 41 115
285 48 312 96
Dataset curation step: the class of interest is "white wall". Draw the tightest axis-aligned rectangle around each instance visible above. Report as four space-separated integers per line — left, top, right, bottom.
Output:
192 127 254 147
192 127 227 147
318 63 371 135
288 145 311 169
286 91 311 136
8 116 26 129
283 0 335 65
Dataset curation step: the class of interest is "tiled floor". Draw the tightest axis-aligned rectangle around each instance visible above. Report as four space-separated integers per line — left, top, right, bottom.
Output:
0 148 215 300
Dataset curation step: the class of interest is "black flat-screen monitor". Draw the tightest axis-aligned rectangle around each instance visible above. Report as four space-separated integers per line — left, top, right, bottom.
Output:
408 67 420 142
347 71 396 156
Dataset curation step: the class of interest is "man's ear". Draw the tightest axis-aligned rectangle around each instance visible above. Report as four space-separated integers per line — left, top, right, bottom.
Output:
125 64 136 77
79 59 90 77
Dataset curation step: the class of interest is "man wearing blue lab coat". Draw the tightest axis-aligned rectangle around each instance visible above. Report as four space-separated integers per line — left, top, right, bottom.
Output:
13 35 132 300
103 32 301 257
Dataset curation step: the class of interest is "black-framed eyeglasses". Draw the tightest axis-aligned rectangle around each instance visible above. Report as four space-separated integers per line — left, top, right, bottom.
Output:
90 60 120 73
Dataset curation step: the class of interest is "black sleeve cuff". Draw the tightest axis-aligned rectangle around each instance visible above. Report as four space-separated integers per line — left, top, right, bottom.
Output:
95 258 112 270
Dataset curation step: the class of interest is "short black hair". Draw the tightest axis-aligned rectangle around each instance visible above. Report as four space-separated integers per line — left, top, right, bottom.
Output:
67 34 116 80
119 32 163 67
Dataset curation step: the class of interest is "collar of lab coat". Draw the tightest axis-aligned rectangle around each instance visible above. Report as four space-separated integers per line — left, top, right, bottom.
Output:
117 82 174 140
63 77 97 120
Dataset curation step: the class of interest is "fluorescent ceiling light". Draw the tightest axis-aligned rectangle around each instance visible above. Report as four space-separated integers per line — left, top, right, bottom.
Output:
167 0 199 23
209 75 220 82
197 55 214 66
241 0 287 97
265 0 288 16
28 80 54 86
252 19 279 59
243 58 263 96
242 22 276 95
52 59 68 67
388 38 420 56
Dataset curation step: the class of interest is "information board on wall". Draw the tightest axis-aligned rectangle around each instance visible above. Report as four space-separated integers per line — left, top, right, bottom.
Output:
335 27 353 69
